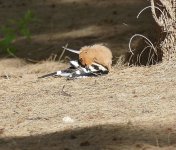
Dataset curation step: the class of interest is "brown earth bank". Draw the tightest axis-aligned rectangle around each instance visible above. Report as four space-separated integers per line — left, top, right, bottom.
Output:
0 58 176 150
0 0 156 61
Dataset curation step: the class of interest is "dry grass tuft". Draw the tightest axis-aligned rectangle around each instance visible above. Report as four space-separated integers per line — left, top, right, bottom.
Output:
0 58 67 78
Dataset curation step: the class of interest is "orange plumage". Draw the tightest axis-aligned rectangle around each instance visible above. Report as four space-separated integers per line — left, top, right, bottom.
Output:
79 44 112 70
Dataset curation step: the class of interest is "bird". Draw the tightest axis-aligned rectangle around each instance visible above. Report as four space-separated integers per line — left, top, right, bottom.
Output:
38 60 109 79
38 44 112 79
63 44 112 71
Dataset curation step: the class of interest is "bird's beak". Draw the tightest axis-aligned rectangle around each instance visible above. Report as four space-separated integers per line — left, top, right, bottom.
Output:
62 46 80 54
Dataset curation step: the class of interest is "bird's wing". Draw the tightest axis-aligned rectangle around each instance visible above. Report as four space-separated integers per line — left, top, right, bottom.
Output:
38 60 109 79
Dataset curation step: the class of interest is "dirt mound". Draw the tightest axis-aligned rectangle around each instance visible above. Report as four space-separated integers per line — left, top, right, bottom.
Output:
0 0 155 61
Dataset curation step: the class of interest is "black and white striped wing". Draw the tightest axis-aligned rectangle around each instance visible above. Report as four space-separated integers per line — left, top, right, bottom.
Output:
67 62 109 79
89 62 109 75
38 60 109 79
38 60 80 78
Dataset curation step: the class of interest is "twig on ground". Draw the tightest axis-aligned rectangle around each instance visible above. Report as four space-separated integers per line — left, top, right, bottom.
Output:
137 5 164 19
6 48 18 58
25 58 39 63
59 43 68 62
129 34 157 55
60 85 72 97
138 46 151 65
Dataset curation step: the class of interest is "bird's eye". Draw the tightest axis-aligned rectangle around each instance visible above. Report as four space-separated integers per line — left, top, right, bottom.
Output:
79 58 86 66
79 58 83 62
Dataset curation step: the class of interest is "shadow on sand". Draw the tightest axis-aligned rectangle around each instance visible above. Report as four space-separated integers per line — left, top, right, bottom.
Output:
1 123 176 150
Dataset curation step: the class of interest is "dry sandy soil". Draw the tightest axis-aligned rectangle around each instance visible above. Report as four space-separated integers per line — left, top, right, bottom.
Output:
1 0 176 150
1 59 176 150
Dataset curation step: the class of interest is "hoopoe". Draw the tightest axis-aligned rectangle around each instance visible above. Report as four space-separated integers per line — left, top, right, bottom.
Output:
80 44 112 70
39 44 112 79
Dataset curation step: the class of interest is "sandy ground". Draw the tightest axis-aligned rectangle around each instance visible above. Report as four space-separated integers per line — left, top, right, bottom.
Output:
0 58 176 150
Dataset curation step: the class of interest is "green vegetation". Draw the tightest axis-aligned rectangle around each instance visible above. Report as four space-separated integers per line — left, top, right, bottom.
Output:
0 10 36 56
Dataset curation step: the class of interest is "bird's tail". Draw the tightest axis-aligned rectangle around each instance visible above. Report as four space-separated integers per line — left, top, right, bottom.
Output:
38 72 57 78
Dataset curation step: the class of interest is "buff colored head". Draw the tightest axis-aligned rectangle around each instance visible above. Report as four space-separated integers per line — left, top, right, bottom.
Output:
79 44 112 70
